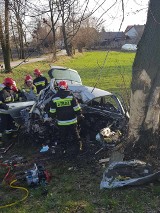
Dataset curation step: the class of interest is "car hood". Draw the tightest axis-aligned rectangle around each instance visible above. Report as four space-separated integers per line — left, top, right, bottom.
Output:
68 85 112 103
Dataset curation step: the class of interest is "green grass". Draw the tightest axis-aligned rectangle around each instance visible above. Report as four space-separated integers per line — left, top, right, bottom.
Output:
1 51 134 93
55 51 134 92
1 51 160 213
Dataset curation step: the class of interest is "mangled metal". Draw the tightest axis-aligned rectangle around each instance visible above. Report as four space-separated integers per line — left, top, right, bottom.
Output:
100 160 160 189
0 66 129 146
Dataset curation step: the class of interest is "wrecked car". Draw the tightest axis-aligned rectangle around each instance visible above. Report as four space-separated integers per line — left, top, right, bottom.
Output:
1 66 129 145
48 66 129 139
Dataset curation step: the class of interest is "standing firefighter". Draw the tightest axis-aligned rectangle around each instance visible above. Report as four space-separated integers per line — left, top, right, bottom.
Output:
49 80 83 154
23 75 37 101
33 69 48 94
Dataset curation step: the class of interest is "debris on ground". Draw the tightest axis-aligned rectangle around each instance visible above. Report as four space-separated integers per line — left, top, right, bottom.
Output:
100 160 160 189
40 145 49 153
99 158 110 164
25 163 51 186
96 127 122 148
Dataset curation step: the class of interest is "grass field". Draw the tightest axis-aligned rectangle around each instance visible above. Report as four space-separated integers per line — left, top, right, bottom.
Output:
1 51 134 92
1 51 160 213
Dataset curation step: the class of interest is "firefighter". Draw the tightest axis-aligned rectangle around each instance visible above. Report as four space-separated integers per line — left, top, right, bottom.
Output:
23 75 37 100
0 78 18 137
33 69 48 94
48 80 84 154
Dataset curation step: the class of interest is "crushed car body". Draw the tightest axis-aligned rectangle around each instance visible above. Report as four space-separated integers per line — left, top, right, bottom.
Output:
48 66 129 138
0 66 129 144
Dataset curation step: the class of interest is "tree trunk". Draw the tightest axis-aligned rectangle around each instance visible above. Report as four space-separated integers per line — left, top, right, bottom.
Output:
49 0 57 61
126 0 160 158
17 19 25 59
0 15 6 63
4 0 11 72
62 23 72 56
10 16 20 59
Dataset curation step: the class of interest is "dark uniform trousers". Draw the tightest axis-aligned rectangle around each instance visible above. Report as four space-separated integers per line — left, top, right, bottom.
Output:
0 114 14 133
0 87 17 135
59 124 81 150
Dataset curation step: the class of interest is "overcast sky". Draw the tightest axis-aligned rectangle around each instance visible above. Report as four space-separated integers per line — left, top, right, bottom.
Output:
88 0 149 32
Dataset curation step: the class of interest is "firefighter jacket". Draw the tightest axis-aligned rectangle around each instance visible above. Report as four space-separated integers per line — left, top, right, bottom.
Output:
33 76 48 94
49 89 81 126
0 87 15 110
22 84 37 94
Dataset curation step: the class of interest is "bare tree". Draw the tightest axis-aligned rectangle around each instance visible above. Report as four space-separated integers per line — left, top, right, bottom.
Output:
43 0 61 61
0 0 11 72
10 0 28 59
57 0 90 56
73 17 99 52
125 0 160 158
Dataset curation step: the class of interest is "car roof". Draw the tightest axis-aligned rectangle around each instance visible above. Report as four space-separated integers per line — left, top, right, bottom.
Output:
48 66 82 85
69 85 112 103
50 66 79 73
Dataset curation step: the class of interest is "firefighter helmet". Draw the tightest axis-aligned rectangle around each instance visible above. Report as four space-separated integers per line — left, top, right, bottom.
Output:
34 69 41 76
58 80 68 90
3 78 15 87
25 75 33 83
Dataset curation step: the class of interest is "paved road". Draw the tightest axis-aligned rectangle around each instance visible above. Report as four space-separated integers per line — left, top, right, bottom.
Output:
1 50 66 68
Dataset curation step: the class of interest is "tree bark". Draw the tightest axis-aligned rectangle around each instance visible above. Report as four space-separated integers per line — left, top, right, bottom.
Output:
4 0 11 72
126 0 160 157
10 16 20 59
0 15 6 63
49 0 57 61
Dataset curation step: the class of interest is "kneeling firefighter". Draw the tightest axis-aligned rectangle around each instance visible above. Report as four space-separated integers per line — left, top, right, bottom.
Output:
48 80 84 154
0 78 19 138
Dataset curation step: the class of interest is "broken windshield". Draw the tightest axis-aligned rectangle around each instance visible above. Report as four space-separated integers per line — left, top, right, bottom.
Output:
88 95 120 113
52 69 82 84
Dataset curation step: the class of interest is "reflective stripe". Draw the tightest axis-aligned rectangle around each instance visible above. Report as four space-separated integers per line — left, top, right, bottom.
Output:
52 96 73 102
0 101 2 104
57 100 71 107
34 81 45 86
53 98 73 103
50 108 56 113
53 97 73 108
73 104 81 111
5 96 12 102
58 118 77 126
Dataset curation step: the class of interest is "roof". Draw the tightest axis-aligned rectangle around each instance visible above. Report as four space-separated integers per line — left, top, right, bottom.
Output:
125 25 145 34
50 66 79 73
100 31 125 41
124 25 134 33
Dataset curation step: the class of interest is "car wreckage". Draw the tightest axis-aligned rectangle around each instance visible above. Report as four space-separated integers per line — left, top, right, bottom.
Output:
2 66 129 147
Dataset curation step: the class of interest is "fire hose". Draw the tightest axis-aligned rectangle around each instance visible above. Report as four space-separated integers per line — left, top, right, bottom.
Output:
0 162 29 209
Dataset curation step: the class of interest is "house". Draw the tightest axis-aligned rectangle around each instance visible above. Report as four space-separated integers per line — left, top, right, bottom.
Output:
96 31 126 49
124 25 145 44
